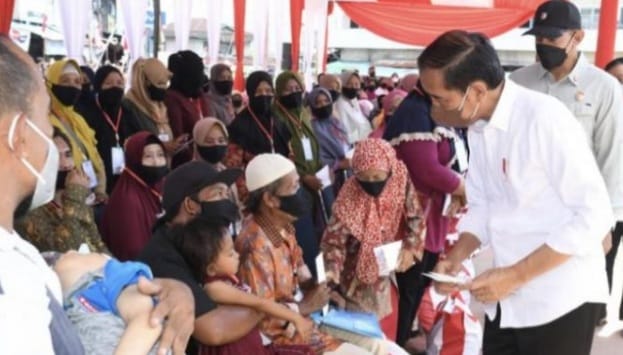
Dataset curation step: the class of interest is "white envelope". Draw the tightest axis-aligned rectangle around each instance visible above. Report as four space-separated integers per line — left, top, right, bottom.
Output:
316 165 332 188
373 240 403 276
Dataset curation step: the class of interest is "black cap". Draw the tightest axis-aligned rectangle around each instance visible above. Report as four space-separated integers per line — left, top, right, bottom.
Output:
523 1 582 38
162 161 242 217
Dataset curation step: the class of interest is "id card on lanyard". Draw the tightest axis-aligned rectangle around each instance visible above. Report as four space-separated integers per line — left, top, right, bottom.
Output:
301 137 313 161
111 146 125 175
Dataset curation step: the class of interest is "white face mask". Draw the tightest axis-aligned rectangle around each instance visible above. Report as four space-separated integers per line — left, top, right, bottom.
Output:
8 114 60 210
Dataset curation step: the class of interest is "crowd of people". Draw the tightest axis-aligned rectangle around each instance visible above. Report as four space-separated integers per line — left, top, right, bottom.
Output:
2 1 623 354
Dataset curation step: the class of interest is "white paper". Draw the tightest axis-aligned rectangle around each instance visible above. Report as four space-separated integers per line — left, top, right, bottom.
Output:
158 133 170 143
315 253 329 315
345 148 355 160
81 160 98 189
422 272 469 285
111 146 125 175
302 137 313 161
316 165 332 188
78 243 90 254
373 240 403 277
454 137 469 173
442 193 452 217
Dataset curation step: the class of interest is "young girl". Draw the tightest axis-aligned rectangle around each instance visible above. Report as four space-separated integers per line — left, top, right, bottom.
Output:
177 218 315 355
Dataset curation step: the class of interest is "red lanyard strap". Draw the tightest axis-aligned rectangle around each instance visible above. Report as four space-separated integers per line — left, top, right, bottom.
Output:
96 98 123 144
248 108 275 153
276 101 305 134
124 168 163 201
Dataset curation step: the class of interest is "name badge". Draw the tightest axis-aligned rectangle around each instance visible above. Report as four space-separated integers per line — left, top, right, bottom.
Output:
454 137 468 173
81 160 98 189
111 146 125 175
301 137 313 161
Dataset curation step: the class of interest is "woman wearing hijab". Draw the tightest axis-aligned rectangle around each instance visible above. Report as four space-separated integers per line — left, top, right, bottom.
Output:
318 74 342 119
76 65 141 194
47 59 108 202
370 88 407 138
165 50 211 167
225 71 292 201
398 74 419 93
309 87 350 195
273 71 326 276
334 71 371 144
321 138 424 341
16 128 108 253
193 117 230 170
383 82 466 346
207 63 236 125
78 65 96 104
101 131 169 261
122 58 186 159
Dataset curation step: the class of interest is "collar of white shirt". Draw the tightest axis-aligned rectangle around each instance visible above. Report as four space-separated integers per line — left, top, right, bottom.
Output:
537 52 588 86
470 80 517 133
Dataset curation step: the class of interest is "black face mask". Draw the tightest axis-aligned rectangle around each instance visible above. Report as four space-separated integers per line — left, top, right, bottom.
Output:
197 199 240 227
329 90 340 102
213 80 234 96
342 87 359 100
232 97 243 109
278 189 308 218
98 87 124 109
280 92 303 110
311 104 332 119
52 84 81 106
138 165 169 185
197 145 227 164
56 170 70 190
249 95 273 117
357 178 389 198
147 84 167 102
536 43 568 71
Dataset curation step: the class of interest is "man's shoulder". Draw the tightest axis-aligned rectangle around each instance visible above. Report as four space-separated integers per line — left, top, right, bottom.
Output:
579 63 621 91
509 63 543 84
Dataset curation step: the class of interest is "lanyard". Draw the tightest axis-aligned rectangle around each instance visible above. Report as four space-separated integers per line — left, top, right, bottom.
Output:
276 101 305 135
248 107 275 153
124 168 163 201
96 98 123 145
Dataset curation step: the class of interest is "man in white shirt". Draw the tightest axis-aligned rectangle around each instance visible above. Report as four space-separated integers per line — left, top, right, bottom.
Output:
0 35 194 355
418 30 612 355
510 1 623 324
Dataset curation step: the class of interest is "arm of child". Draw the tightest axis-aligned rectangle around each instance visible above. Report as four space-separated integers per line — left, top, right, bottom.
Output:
204 281 314 340
114 285 162 355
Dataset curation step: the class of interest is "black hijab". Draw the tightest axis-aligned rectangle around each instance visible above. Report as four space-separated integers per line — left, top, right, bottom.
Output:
168 50 205 98
228 71 291 156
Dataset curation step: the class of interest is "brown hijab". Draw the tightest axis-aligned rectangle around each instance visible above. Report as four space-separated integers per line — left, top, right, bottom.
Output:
125 58 172 128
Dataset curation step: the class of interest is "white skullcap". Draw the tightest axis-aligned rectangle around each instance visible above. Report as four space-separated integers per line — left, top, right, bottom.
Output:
245 154 295 192
62 63 80 76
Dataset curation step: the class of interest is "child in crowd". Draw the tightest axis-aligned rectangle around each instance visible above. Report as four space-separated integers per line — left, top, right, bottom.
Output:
44 249 163 355
176 218 315 355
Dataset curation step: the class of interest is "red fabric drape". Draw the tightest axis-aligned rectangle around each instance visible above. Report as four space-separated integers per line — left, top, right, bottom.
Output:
290 0 304 72
0 0 16 35
595 0 619 68
234 0 246 91
338 0 546 46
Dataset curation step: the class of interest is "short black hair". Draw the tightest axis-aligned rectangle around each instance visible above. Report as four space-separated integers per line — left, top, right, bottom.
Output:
417 30 505 92
605 57 623 72
174 218 228 281
0 36 39 117
244 178 283 215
